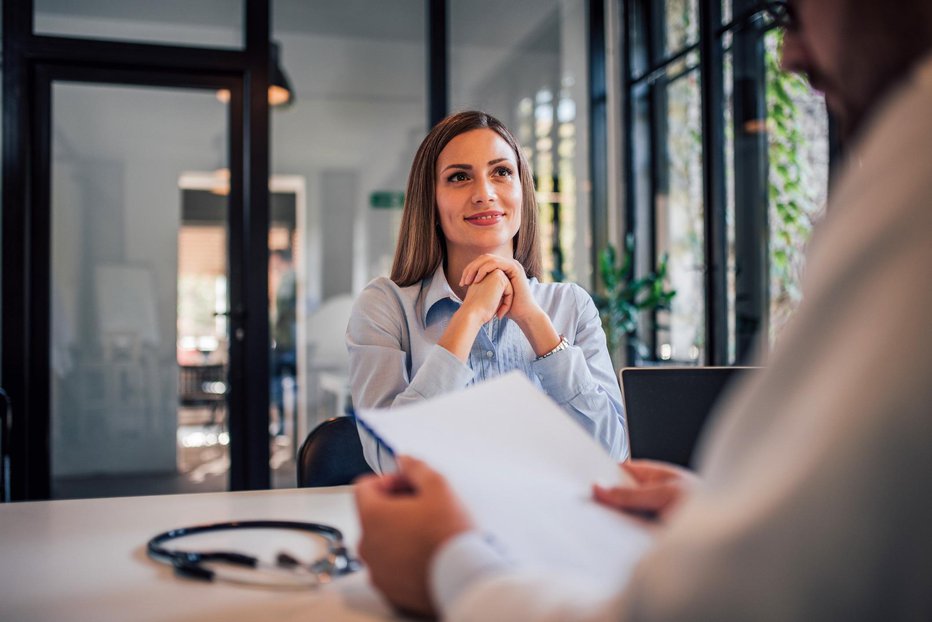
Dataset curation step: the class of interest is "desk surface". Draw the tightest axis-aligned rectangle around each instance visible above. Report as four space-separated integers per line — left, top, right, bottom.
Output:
0 487 396 622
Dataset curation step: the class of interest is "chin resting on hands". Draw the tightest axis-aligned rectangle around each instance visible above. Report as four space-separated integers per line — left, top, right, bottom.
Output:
461 267 514 322
460 254 541 322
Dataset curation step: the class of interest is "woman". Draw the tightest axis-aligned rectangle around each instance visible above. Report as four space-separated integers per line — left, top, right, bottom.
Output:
346 111 626 471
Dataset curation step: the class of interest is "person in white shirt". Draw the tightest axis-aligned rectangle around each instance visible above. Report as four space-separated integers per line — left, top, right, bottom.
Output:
353 0 932 619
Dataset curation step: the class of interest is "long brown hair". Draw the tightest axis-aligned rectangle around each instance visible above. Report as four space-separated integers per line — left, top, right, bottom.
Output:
390 110 542 286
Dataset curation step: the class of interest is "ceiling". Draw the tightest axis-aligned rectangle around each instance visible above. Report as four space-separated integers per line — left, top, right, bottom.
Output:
34 0 561 46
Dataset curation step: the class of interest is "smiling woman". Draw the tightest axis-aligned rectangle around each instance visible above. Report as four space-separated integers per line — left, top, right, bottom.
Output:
345 111 628 472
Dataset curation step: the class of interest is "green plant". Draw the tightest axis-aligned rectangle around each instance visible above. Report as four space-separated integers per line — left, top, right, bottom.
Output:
765 30 828 342
592 234 676 364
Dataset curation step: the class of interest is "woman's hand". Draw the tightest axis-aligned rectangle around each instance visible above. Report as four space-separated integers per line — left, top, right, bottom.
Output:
460 267 513 323
460 254 537 323
593 459 699 523
355 456 474 617
438 269 512 361
460 254 562 357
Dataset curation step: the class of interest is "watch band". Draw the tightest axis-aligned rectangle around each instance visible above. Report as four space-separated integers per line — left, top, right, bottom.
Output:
535 335 569 361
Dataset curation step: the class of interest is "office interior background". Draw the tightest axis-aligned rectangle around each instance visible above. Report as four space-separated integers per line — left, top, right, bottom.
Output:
0 0 830 502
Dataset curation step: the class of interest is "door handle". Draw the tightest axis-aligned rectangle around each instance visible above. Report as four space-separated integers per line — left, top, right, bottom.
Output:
213 308 247 341
212 309 246 320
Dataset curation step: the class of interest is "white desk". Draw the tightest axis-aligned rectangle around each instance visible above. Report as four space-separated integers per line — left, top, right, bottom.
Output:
0 487 399 622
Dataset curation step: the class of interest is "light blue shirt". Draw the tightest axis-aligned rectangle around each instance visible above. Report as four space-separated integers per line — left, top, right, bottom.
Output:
346 265 628 471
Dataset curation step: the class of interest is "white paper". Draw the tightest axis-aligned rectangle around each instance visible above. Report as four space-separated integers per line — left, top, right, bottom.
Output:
356 372 656 589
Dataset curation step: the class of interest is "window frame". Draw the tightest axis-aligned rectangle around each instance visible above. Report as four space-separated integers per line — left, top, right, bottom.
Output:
621 0 832 365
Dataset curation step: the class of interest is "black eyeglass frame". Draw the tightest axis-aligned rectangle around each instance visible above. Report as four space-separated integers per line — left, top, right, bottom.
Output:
722 1 796 36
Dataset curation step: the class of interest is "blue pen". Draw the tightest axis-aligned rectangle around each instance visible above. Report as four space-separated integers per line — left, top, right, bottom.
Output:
348 409 398 473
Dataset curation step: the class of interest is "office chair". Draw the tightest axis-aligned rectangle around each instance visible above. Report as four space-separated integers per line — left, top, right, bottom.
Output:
296 416 373 487
178 363 227 427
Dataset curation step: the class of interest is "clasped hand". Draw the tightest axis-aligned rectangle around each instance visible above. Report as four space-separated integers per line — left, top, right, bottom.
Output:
459 254 540 324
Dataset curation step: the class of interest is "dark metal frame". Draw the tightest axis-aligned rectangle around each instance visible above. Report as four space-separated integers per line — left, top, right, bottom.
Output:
427 0 448 128
623 0 730 365
698 0 728 365
2 0 271 500
731 0 772 363
622 0 786 366
588 0 610 273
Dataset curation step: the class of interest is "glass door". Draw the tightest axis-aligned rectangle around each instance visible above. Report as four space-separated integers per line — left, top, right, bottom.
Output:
49 81 233 498
269 0 426 487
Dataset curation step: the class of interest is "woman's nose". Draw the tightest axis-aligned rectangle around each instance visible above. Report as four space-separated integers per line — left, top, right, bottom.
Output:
472 178 496 204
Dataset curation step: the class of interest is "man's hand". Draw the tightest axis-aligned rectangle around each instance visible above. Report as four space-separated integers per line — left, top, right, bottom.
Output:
354 455 474 617
593 459 699 522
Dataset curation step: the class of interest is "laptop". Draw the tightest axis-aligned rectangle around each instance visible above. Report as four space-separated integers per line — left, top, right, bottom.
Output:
620 366 759 468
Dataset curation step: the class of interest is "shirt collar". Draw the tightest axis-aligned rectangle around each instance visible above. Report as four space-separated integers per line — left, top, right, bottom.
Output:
423 263 461 324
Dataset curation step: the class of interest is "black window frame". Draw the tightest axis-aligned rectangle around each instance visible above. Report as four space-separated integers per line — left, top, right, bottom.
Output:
621 0 833 366
2 0 274 500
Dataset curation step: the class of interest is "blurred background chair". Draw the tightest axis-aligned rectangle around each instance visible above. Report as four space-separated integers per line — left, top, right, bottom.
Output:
178 363 227 428
296 416 373 487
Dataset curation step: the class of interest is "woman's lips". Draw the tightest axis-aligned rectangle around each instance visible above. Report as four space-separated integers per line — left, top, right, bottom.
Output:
464 211 504 226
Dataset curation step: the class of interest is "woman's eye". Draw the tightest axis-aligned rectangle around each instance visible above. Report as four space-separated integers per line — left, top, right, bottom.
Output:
494 166 514 178
447 172 468 183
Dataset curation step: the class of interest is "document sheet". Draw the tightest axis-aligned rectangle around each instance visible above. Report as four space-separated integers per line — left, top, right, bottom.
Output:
356 372 655 590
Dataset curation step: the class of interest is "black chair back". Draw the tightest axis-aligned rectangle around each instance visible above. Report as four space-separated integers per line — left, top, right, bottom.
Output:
297 416 373 487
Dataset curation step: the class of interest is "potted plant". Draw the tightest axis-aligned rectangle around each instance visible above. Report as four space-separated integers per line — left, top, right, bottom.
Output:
592 234 676 366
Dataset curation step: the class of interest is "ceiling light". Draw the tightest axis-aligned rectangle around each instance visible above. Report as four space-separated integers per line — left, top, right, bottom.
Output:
216 41 293 108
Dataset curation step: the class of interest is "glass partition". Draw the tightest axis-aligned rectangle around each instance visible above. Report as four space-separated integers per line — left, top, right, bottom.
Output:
654 70 705 364
450 0 593 287
270 0 427 486
50 82 229 498
34 0 244 48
